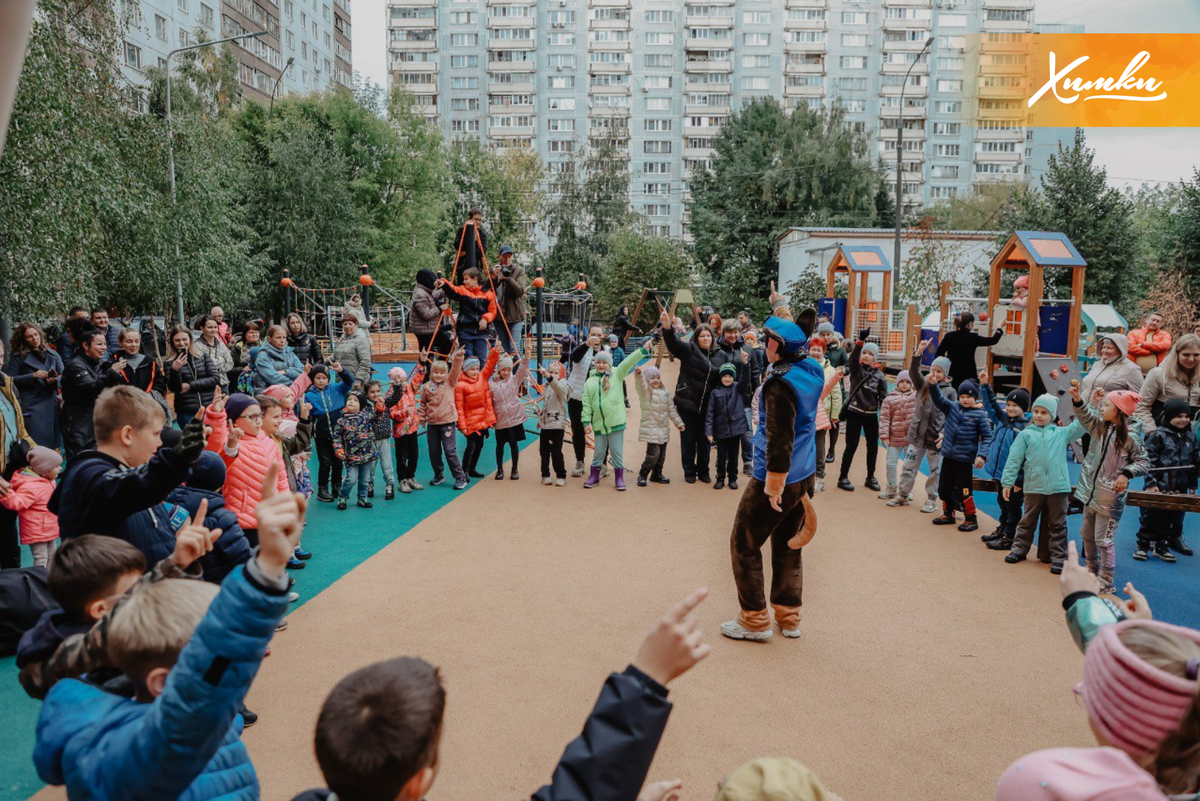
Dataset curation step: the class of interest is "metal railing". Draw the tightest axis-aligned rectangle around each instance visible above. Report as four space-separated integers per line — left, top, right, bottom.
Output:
850 308 911 362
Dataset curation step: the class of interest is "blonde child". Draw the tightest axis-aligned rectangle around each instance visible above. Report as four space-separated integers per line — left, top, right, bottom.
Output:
363 380 397 500
536 362 571 486
807 339 843 493
204 391 289 546
455 348 499 479
262 377 314 500
419 349 467 490
878 370 916 501
490 353 530 481
333 391 377 510
632 360 685 487
385 364 426 494
1 446 63 567
581 346 644 490
1069 385 1149 593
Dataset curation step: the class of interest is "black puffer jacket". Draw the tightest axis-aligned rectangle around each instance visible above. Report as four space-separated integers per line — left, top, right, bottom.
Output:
662 327 718 418
844 343 889 415
60 354 114 456
166 352 220 419
1143 424 1200 493
287 332 322 366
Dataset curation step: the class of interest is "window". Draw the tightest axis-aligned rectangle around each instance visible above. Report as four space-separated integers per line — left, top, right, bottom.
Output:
451 120 481 133
547 97 575 110
938 57 965 71
742 55 769 69
546 33 575 46
547 119 574 132
980 141 1018 153
643 183 670 195
741 76 769 91
930 186 958 199
588 8 625 21
489 4 533 17
687 136 713 149
548 76 574 89
200 4 214 27
931 165 959 179
645 204 670 216
451 55 478 68
645 98 670 111
743 32 770 46
838 77 867 91
547 140 576 153
788 75 824 88
491 28 533 41
644 75 672 89
645 32 675 45
644 54 673 68
687 93 730 107
787 8 826 20
645 140 672 154
841 34 868 47
547 54 575 69
841 11 866 24
547 10 576 23
323 3 330 22
490 115 534 128
688 27 731 41
940 13 967 27
933 122 961 136
284 0 293 17
589 51 630 64
976 162 1020 175
643 162 671 175
644 119 672 132
592 94 629 108
938 35 966 50
450 33 478 46
937 101 963 114
301 42 307 59
839 98 867 112
588 29 630 43
979 119 1022 130
984 53 1027 67
935 144 960 157
885 7 931 20
124 41 142 69
177 0 187 10
155 14 167 40
936 79 963 93
450 76 478 89
840 56 867 70
448 11 476 23
979 99 1020 111
743 11 771 24
285 29 294 47
645 10 673 23
985 9 1030 22
450 98 479 111
788 30 826 44
391 6 436 19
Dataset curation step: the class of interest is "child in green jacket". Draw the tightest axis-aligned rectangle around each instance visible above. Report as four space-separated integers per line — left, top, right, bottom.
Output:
1001 394 1087 574
581 346 644 491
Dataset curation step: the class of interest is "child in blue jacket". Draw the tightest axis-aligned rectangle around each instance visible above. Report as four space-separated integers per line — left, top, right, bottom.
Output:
304 362 357 503
705 361 751 490
928 379 993 531
978 378 1031 551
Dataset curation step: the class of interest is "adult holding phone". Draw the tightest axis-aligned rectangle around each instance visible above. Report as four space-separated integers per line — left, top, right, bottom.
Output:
6 322 64 448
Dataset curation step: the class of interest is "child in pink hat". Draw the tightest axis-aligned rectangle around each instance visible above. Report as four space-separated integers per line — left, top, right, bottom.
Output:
1068 383 1149 593
1 446 63 567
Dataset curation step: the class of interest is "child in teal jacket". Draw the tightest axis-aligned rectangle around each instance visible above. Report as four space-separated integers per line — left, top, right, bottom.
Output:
1001 394 1086 573
581 346 644 491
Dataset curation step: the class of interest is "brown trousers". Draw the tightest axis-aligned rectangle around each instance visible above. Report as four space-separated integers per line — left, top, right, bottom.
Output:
730 476 814 631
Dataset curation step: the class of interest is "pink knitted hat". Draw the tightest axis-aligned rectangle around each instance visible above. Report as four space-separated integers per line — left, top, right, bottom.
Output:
1105 390 1139 418
262 385 291 403
896 370 911 385
388 366 408 383
1078 620 1200 758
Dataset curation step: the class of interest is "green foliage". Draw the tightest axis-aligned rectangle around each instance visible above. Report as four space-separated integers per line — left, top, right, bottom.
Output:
897 216 972 316
927 184 1018 231
786 272 842 316
443 138 543 270
595 225 694 324
1167 169 1200 305
689 98 885 310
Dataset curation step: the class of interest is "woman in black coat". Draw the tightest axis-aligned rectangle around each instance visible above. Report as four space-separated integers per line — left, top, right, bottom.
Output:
612 306 640 348
165 325 219 427
6 322 64 448
286 313 323 366
935 311 1002 391
660 310 720 484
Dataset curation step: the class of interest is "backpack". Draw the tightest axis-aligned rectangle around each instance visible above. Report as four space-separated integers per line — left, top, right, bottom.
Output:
0 566 55 657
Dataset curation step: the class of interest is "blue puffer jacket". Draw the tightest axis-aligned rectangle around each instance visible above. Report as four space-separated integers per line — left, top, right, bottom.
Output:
34 564 289 800
305 368 356 437
166 486 253 584
981 384 1030 481
254 342 304 389
929 386 994 464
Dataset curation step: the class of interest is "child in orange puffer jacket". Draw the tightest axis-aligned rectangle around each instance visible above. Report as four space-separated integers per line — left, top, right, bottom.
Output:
386 363 426 494
204 391 289 548
456 346 499 479
878 370 917 501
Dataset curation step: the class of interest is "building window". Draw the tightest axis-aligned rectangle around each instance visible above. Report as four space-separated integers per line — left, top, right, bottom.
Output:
643 183 670 195
841 11 866 25
124 42 142 69
644 75 672 89
933 122 962 136
741 76 769 91
285 0 293 16
931 165 959 179
285 30 293 48
643 161 671 174
200 3 214 27
177 0 187 11
644 119 672 132
936 101 963 114
451 120 481 133
548 10 576 23
644 54 674 68
546 140 576 153
450 76 478 89
644 140 672 154
451 55 478 68
839 99 867 112
936 79 963 93
742 32 770 46
548 76 574 89
742 54 769 69
548 54 575 68
980 141 1018 153
645 204 670 216
935 144 960 157
155 14 168 40
743 11 771 24
930 186 958 199
546 33 575 46
938 57 965 71
644 32 675 45
645 98 669 111
940 13 968 27
450 33 478 47
984 9 1030 22
547 97 575 110
840 56 867 70
547 118 574 132
841 34 868 47
645 10 673 23
450 98 479 110
449 11 476 24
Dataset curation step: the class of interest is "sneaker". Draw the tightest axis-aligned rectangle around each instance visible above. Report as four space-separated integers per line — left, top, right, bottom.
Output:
495 470 505 480
685 475 697 484
836 477 855 491
399 481 412 494
357 498 373 509
886 496 911 507
825 450 836 463
1132 545 1149 561
728 479 738 490
384 485 395 501
743 462 753 477
931 515 957 526
453 479 468 491
240 704 259 727
542 476 554 485
337 499 347 511
780 626 801 639
510 470 519 481
815 479 825 493
288 592 299 603
1050 564 1063 575
367 486 374 499
293 547 312 560
957 519 979 532
714 479 725 490
286 556 305 570
317 488 333 503
637 475 648 487
572 461 585 477
878 485 896 500
863 477 880 492
719 620 773 642
275 618 289 632
986 538 1014 551
1154 543 1177 563
554 477 566 487
920 499 938 513
430 476 445 486
408 478 424 490
1005 553 1026 564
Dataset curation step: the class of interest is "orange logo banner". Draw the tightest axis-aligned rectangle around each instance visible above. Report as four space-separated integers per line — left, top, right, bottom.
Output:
972 33 1200 127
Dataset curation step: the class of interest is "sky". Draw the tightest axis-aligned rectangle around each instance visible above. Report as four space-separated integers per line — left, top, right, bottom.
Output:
350 0 1200 189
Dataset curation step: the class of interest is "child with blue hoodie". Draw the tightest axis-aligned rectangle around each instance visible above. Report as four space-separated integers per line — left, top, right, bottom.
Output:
304 362 357 503
977 375 1031 551
927 379 993 531
1002 394 1087 574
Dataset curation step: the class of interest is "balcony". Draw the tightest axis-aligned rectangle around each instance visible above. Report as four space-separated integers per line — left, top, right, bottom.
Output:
879 104 927 117
984 0 1034 8
589 0 631 6
783 18 826 29
685 37 733 50
488 125 536 137
686 103 730 116
982 18 1032 32
974 150 1020 163
685 79 731 93
783 60 824 73
588 61 631 74
974 127 1024 140
494 79 536 93
684 59 733 72
784 0 827 6
881 83 928 96
588 18 631 30
391 60 440 73
488 59 535 72
782 84 825 97
389 39 437 51
686 14 734 27
884 0 932 6
388 18 437 30
882 15 933 30
882 60 928 75
883 37 934 52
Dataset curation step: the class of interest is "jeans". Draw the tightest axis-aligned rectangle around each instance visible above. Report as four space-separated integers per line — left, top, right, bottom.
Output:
368 438 395 490
1010 492 1070 566
591 430 625 469
997 486 1025 537
640 441 668 478
740 410 753 467
427 423 465 482
540 429 566 478
315 428 343 493
416 328 455 358
459 332 489 363
497 321 524 356
339 462 372 500
1137 508 1184 546
898 445 942 501
1080 507 1119 588
838 410 879 480
715 436 740 481
568 398 587 463
679 409 711 479
393 433 419 481
884 444 906 489
814 429 827 480
30 540 57 568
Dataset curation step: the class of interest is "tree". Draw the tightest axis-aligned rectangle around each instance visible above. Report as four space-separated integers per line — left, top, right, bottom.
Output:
927 184 1018 231
689 98 884 313
1139 268 1197 338
595 225 694 325
1167 168 1200 304
997 129 1138 305
897 216 971 315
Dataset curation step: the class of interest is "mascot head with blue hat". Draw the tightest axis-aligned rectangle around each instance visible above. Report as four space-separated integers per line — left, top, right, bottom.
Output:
761 308 815 364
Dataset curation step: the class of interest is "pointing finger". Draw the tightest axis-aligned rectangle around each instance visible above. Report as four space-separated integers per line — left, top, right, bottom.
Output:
666 587 709 623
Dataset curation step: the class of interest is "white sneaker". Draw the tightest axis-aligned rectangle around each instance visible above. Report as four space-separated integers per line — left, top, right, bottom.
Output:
601 465 611 478
287 592 299 603
814 479 825 493
571 461 585 477
542 476 553 485
887 496 911 507
554 477 566 487
780 626 801 639
720 620 773 642
878 485 896 500
408 478 424 491
920 499 938 513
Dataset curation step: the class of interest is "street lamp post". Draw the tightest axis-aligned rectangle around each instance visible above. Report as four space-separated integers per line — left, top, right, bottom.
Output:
165 30 268 325
270 56 295 115
893 36 935 307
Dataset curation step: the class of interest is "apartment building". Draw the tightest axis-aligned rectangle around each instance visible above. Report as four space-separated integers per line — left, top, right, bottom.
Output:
385 0 1068 239
119 0 352 109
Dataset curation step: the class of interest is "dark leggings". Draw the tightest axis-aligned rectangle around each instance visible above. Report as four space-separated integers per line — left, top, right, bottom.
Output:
838 410 879 480
463 432 486 474
393 433 419 481
315 428 343 492
568 398 587 463
540 429 566 478
494 426 521 473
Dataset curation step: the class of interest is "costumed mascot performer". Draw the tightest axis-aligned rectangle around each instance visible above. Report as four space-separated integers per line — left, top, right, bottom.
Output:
721 310 823 643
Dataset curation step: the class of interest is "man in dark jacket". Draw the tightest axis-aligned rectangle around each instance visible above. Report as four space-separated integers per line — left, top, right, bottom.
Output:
451 209 487 281
490 246 526 355
292 589 711 801
56 307 90 361
89 308 121 357
60 330 116 458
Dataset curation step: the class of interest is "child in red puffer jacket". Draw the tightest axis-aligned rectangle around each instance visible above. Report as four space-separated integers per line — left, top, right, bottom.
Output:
1 446 63 567
879 371 916 502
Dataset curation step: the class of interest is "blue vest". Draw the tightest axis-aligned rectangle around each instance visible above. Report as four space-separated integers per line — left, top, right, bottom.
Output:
752 358 825 485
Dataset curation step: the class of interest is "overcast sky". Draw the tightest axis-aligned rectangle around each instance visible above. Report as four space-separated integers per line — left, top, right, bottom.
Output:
350 0 1200 188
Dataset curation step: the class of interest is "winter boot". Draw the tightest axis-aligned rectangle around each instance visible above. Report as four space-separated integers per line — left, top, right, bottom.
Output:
987 534 1014 550
982 525 1004 543
957 516 979 533
637 470 649 487
583 466 601 489
317 486 333 503
615 468 626 491
1169 537 1194 557
650 473 670 484
931 503 957 525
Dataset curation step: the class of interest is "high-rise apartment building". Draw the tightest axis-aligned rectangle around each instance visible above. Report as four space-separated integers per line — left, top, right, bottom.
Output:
119 0 352 109
386 0 1063 239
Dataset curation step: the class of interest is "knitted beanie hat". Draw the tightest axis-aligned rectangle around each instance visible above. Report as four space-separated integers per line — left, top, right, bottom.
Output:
1078 619 1200 758
719 362 737 377
497 356 514 372
931 356 952 376
861 341 880 358
958 379 980 400
896 370 911 386
1033 393 1058 417
1007 388 1031 412
225 393 258 422
592 351 613 366
388 366 408 383
26 446 62 477
263 384 291 403
642 365 661 383
1161 397 1192 426
188 451 227 492
463 357 481 371
309 364 329 379
1106 390 1139 417
816 322 836 335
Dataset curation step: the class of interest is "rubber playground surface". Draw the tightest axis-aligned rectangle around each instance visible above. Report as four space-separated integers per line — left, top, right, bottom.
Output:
5 360 1199 799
